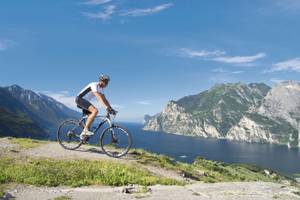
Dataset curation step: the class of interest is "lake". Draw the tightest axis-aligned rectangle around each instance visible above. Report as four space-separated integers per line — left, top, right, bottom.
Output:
81 122 300 176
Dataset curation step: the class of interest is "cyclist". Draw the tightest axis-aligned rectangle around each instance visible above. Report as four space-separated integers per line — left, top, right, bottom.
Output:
75 74 117 140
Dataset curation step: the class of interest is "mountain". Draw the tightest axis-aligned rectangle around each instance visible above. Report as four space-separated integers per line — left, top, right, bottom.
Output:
143 81 300 148
0 88 45 138
0 85 80 138
258 81 300 128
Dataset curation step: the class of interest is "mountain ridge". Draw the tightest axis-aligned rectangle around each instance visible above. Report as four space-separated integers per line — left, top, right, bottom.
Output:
0 84 80 138
143 81 300 148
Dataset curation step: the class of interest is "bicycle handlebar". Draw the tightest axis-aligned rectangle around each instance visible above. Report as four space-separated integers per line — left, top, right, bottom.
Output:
106 110 118 118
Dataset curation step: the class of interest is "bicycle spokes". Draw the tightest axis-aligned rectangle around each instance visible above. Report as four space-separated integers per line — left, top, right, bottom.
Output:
100 126 132 158
57 120 83 150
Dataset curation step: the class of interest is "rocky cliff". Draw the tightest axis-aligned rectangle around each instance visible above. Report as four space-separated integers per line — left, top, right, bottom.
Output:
143 81 300 148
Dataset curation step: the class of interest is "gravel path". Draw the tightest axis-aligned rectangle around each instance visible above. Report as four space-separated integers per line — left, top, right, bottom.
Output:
3 182 300 200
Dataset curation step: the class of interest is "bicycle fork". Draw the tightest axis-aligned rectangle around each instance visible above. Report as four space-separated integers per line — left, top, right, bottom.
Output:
109 128 118 144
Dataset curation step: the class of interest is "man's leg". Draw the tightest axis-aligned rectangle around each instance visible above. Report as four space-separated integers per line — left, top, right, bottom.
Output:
84 105 98 131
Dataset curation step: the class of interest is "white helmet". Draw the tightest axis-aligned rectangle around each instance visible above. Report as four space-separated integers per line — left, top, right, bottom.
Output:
99 74 110 83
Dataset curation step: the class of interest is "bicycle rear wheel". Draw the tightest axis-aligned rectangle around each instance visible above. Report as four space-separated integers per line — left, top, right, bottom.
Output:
100 125 132 158
57 119 83 150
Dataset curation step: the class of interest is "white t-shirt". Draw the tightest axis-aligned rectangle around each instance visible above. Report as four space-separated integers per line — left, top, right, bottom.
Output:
77 82 104 101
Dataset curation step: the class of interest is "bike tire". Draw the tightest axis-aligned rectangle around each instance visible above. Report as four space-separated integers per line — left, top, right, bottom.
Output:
57 119 83 150
100 125 132 158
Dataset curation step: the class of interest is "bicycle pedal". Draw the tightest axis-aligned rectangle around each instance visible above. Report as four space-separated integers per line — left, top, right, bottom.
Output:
81 136 90 144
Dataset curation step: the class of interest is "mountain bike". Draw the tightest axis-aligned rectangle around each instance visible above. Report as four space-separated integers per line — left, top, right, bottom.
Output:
57 108 132 158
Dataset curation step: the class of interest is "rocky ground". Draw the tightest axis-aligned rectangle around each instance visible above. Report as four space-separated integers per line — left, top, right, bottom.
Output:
1 138 300 200
3 182 300 200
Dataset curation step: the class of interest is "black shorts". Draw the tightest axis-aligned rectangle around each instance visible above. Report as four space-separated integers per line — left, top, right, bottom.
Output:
75 96 92 110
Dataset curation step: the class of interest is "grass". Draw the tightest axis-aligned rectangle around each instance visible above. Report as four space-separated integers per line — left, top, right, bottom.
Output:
133 186 151 199
136 186 150 193
192 157 291 183
130 149 201 180
8 137 49 149
293 191 300 196
129 149 293 184
0 156 181 187
53 196 72 200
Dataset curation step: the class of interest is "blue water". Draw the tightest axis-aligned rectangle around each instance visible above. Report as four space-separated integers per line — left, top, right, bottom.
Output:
79 122 300 176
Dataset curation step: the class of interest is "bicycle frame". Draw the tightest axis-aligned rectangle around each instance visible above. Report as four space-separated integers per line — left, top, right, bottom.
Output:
79 113 113 134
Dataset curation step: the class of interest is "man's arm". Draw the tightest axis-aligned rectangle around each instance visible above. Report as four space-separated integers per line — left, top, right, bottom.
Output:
93 92 112 110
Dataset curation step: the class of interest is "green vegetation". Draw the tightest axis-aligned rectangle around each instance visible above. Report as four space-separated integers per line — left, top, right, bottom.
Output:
175 83 270 136
0 156 180 187
0 108 45 138
130 149 292 184
138 186 150 193
192 157 286 183
53 196 72 200
272 194 280 199
247 113 299 146
131 149 199 179
293 191 300 196
8 137 49 149
132 186 151 199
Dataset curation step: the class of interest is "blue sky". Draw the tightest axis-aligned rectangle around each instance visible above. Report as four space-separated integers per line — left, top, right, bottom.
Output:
1 0 300 122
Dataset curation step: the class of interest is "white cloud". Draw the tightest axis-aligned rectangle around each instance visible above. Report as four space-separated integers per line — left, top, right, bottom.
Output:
211 68 227 73
213 53 266 64
42 90 125 113
270 58 300 72
82 5 116 21
179 48 226 58
231 70 244 74
179 48 265 65
270 78 286 83
136 101 152 106
41 91 77 110
120 3 173 17
211 68 244 74
82 0 112 5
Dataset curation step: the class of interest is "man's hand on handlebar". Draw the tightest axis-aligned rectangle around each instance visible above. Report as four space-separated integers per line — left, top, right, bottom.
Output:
107 107 117 115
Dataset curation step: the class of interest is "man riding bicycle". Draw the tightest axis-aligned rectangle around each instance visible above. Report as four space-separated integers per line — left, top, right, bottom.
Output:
75 74 117 140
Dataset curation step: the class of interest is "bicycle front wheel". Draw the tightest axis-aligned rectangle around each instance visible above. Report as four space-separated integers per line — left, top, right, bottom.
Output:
100 125 132 158
57 119 83 150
